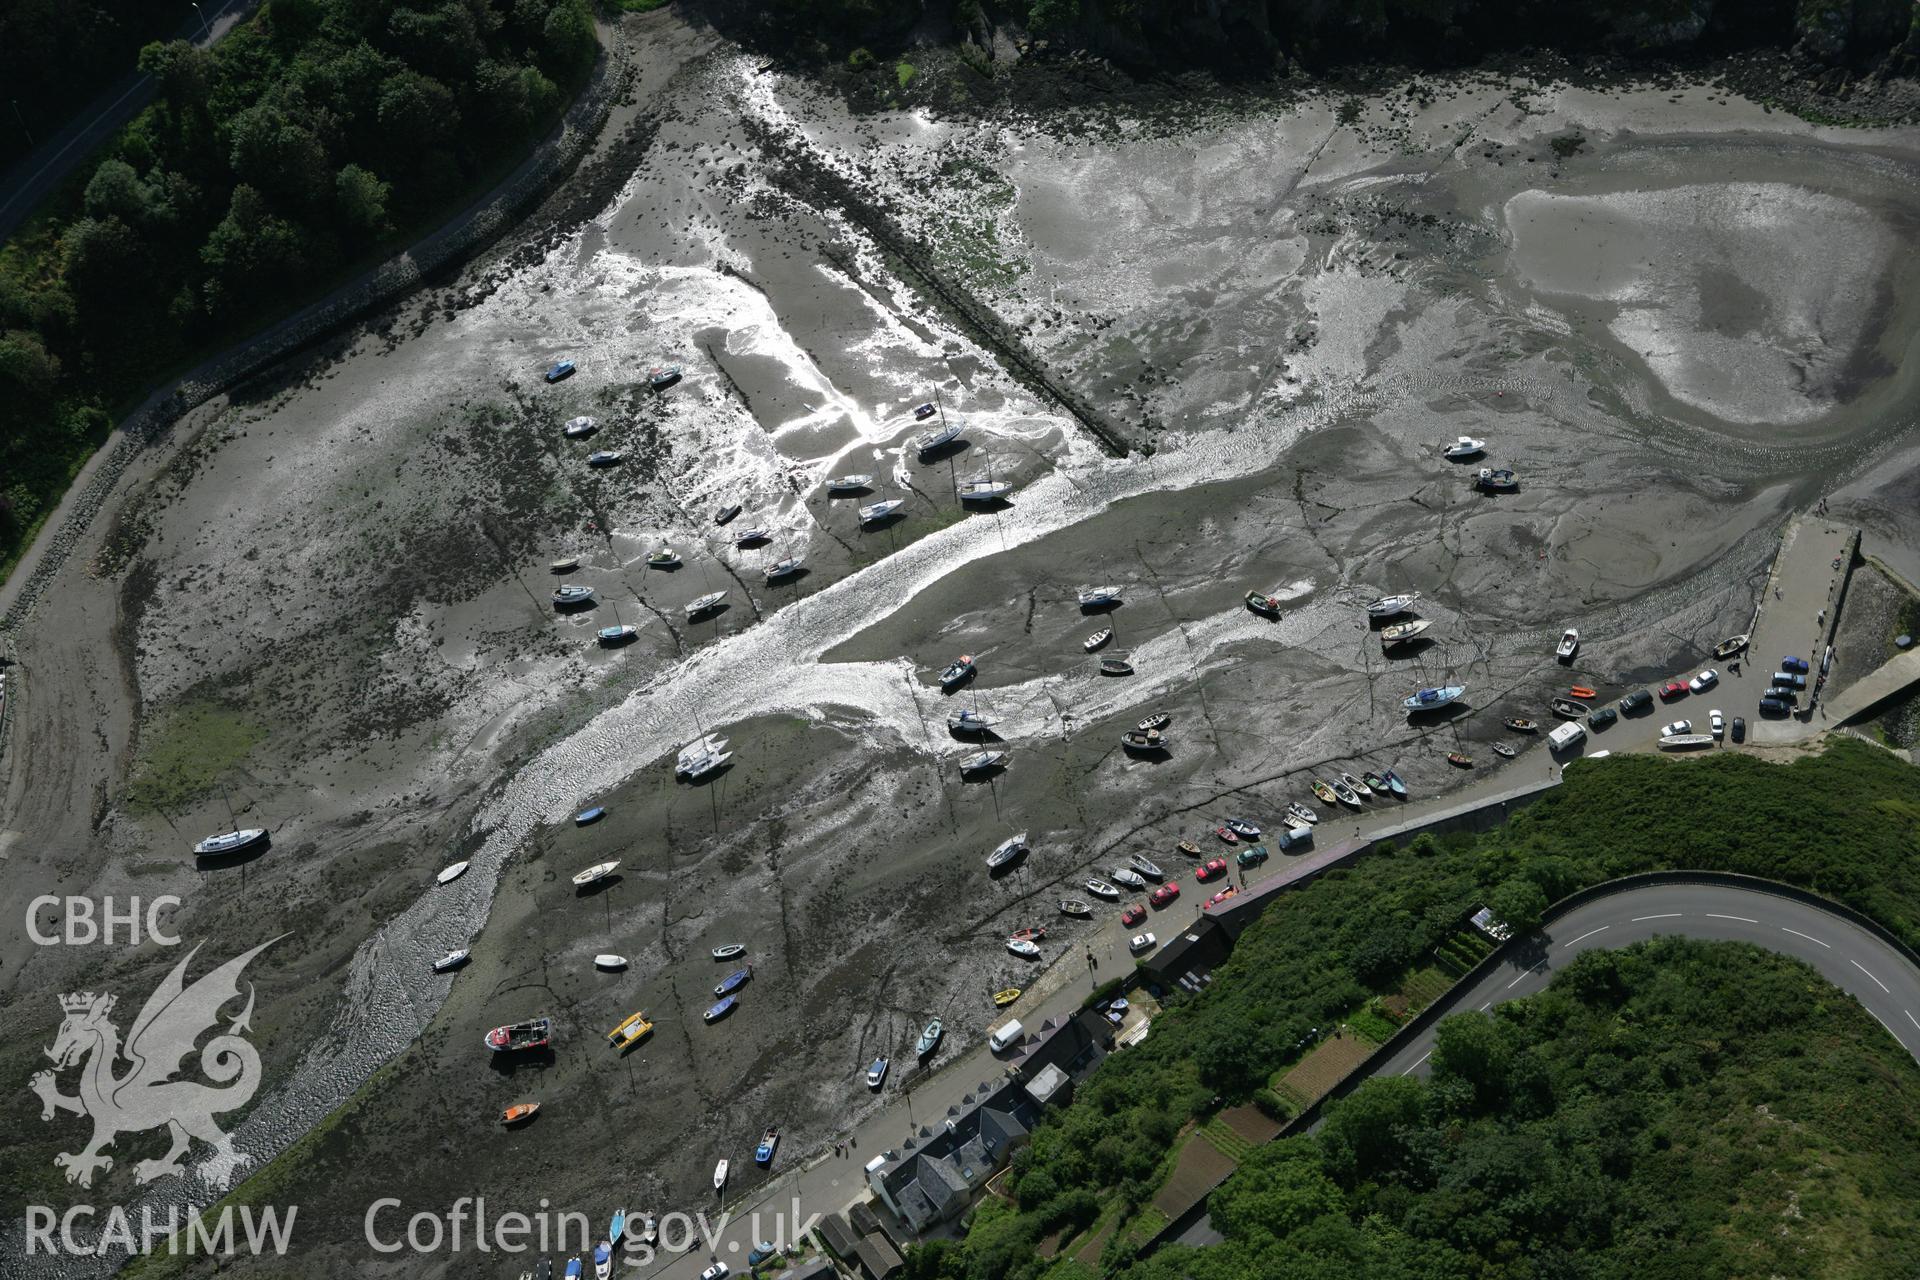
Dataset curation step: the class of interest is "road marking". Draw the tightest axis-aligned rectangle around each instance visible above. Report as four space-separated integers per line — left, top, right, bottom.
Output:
1869 1009 1909 1052
1400 1050 1431 1076
1853 959 1890 993
1907 1010 1920 1033
1506 964 1542 989
1706 913 1758 923
1562 925 1610 948
1780 927 1830 948
1632 913 1682 921
1479 1002 1491 1012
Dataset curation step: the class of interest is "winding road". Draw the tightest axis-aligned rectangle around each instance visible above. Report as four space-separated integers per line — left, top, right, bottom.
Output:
1380 881 1920 1079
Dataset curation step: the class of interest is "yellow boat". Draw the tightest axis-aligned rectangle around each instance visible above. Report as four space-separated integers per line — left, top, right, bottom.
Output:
607 1011 653 1051
992 988 1022 1008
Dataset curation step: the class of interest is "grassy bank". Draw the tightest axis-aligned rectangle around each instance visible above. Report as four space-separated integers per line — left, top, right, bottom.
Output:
0 0 598 589
927 739 1920 1278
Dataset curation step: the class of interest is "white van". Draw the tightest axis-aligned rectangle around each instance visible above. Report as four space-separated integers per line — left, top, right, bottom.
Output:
989 1019 1024 1054
1547 721 1586 752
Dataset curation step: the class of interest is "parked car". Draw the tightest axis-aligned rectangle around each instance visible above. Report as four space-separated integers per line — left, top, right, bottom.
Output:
1620 689 1654 713
699 1264 730 1280
1710 709 1724 738
746 1243 777 1267
1589 706 1618 730
1731 715 1746 742
1781 655 1811 673
1128 932 1157 954
1150 881 1181 907
1689 668 1719 693
1758 696 1791 716
1121 903 1146 927
1660 680 1689 700
1770 671 1808 691
1196 858 1228 882
1661 719 1692 737
1237 844 1270 868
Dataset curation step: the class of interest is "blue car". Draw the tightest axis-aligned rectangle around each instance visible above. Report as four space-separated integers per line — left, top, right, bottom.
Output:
545 359 576 383
1781 655 1810 673
747 1242 777 1266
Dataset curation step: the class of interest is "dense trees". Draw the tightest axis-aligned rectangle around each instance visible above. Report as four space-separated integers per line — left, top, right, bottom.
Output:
0 0 594 574
928 740 1920 1279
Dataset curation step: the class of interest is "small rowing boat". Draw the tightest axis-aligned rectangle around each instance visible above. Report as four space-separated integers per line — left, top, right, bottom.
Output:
1556 628 1580 660
1447 752 1473 768
436 861 470 885
711 944 746 960
1550 698 1588 719
703 996 736 1023
1382 769 1408 797
1475 467 1517 491
715 504 742 526
1213 825 1239 845
593 954 627 970
1491 742 1516 758
1138 712 1171 731
1084 629 1113 652
502 1102 540 1125
1176 838 1202 857
1311 780 1338 806
1331 780 1363 807
993 987 1022 1007
1339 772 1373 798
939 655 976 687
1503 717 1538 732
1128 853 1164 879
1058 898 1092 916
1223 818 1261 840
1245 590 1281 617
713 965 752 997
915 1020 943 1057
1713 633 1750 659
1121 728 1167 752
1007 938 1041 959
1360 772 1388 794
1100 657 1134 676
1285 802 1319 825
1110 867 1147 889
1085 878 1120 899
1659 733 1715 750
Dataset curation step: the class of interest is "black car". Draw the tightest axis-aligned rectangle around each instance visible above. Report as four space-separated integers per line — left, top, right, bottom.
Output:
1618 689 1653 714
1758 697 1791 716
1589 706 1618 730
1731 716 1746 743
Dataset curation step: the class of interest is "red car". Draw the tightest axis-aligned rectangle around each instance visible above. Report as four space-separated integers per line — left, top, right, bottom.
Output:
1150 881 1181 908
1196 858 1227 883
1207 887 1238 907
1660 680 1688 700
1121 903 1146 927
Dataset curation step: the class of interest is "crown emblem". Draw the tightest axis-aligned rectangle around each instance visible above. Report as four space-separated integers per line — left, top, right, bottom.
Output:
59 992 111 1014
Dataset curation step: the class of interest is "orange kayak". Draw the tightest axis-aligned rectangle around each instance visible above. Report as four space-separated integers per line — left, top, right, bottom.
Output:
1569 686 1597 700
501 1102 539 1125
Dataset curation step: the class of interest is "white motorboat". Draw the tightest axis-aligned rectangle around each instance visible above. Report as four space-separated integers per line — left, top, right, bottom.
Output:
563 416 597 438
1077 585 1123 608
593 954 628 970
948 709 999 732
859 498 905 523
193 828 267 857
1442 436 1485 460
1006 938 1041 959
436 861 470 885
572 861 620 888
1285 802 1318 826
432 949 470 973
711 944 746 960
1110 867 1147 890
1085 878 1120 899
586 450 623 468
677 735 728 772
596 623 638 645
1556 628 1579 660
713 1160 729 1192
646 547 680 568
1403 684 1466 712
826 473 873 492
1366 592 1419 617
686 590 728 617
1659 733 1715 750
765 556 804 580
1379 618 1432 645
552 584 596 607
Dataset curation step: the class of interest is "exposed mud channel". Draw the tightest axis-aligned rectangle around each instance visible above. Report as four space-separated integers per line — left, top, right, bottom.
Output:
3 16 1918 1275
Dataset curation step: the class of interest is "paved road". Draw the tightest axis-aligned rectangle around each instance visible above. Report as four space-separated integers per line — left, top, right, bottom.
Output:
1377 882 1920 1080
0 0 257 245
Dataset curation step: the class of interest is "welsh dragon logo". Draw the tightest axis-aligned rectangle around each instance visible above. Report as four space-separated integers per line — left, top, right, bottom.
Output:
30 937 282 1189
